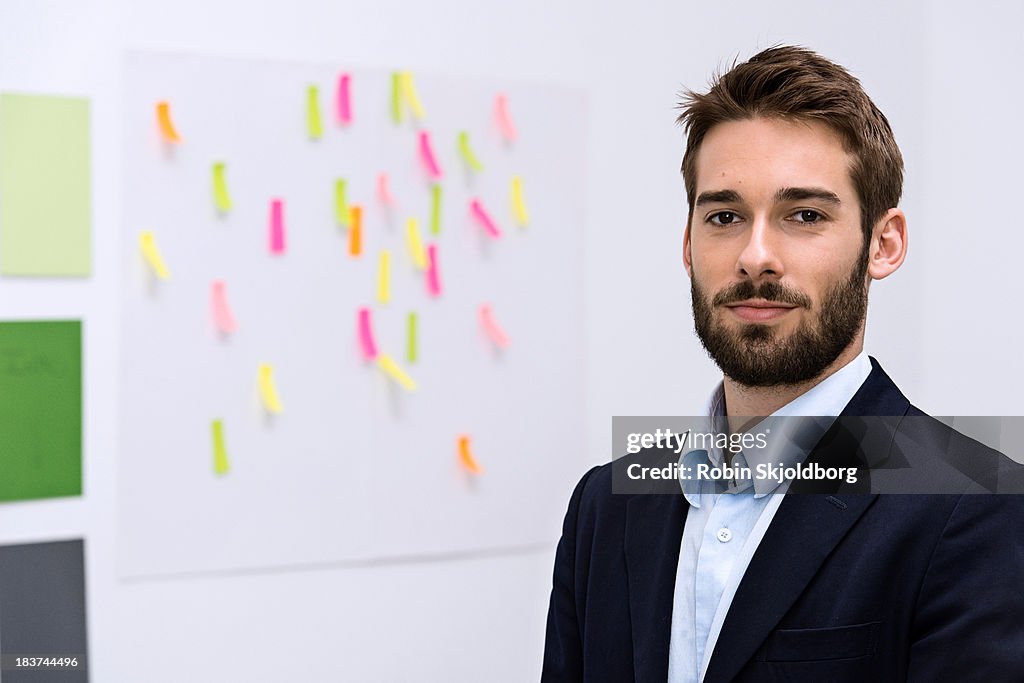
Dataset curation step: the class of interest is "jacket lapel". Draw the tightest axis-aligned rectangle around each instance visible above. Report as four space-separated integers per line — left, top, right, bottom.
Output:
701 492 878 683
702 357 909 683
624 491 687 682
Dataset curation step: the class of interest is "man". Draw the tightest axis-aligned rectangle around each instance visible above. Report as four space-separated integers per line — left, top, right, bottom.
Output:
542 46 1024 682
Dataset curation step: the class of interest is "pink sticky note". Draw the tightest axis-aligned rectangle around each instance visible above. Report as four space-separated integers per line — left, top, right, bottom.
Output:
495 94 517 141
418 131 443 179
426 243 442 297
377 173 395 205
269 199 286 254
358 307 378 360
480 304 510 348
337 73 352 125
470 198 502 238
211 280 238 334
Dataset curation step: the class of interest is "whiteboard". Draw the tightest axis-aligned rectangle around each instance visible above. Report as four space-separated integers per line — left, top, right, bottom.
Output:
118 52 588 577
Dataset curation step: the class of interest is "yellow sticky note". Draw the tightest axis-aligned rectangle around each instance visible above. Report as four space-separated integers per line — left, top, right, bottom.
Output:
377 250 391 304
511 176 530 226
307 85 323 139
139 231 170 279
401 71 426 119
335 179 350 227
212 419 230 475
405 218 427 270
377 354 417 392
258 363 284 414
212 162 232 213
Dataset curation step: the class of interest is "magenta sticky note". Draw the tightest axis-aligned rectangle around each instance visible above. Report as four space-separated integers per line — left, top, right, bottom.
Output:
269 199 286 254
337 73 352 125
426 243 441 297
470 198 502 238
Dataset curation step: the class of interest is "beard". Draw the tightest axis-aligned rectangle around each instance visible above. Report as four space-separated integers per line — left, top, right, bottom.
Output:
691 251 869 388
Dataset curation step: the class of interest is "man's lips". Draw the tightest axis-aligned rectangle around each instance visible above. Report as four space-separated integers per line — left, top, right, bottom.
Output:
724 300 799 322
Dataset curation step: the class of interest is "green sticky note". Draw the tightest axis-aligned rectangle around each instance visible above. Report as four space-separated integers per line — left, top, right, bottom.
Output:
211 419 230 475
0 321 82 502
390 72 403 124
0 93 92 276
212 162 232 213
306 85 322 140
334 178 350 227
430 183 442 235
407 311 418 363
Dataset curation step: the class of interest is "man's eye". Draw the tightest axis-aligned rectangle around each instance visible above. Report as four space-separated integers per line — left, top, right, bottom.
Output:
708 211 739 226
790 209 824 224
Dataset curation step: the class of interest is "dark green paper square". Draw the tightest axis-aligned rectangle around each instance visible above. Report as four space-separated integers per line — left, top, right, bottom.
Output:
0 320 82 502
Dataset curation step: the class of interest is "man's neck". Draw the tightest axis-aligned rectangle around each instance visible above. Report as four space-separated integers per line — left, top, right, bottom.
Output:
723 340 865 418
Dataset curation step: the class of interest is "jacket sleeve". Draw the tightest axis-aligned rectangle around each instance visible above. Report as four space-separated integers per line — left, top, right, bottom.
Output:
541 466 601 682
908 491 1024 681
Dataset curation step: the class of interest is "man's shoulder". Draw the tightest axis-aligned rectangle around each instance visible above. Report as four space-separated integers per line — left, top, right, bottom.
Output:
888 404 1024 493
830 358 1024 493
567 447 683 518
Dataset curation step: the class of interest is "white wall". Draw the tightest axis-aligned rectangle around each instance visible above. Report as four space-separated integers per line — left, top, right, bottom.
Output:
0 1 1019 680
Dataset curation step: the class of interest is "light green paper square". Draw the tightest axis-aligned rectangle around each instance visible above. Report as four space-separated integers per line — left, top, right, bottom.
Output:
0 320 82 503
0 93 92 276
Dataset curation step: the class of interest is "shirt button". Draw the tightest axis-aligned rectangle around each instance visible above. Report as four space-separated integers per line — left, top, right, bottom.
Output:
717 528 732 543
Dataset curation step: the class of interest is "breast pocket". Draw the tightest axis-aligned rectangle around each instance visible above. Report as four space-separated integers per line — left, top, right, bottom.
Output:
764 621 880 662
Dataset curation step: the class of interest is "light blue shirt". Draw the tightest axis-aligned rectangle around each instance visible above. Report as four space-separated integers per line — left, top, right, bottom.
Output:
667 351 872 683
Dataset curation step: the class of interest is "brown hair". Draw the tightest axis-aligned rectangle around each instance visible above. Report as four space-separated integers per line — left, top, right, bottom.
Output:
677 45 904 244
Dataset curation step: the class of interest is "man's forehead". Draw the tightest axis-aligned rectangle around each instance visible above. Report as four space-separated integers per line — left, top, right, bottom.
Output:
693 117 855 200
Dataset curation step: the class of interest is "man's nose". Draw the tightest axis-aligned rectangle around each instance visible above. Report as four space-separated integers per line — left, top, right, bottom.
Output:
736 217 784 281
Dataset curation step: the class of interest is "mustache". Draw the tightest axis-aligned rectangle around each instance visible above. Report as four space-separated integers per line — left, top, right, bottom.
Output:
711 280 812 309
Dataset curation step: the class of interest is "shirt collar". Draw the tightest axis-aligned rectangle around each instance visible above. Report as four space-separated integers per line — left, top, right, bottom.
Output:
681 351 872 504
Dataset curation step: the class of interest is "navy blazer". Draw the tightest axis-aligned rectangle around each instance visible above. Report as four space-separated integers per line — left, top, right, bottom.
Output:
541 359 1024 682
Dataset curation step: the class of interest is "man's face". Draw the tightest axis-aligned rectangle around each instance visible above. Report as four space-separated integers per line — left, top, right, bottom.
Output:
684 117 869 388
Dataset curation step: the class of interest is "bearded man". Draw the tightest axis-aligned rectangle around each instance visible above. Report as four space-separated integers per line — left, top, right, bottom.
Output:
542 46 1024 683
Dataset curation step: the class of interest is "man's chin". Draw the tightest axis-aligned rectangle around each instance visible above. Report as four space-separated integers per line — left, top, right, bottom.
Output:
718 320 791 344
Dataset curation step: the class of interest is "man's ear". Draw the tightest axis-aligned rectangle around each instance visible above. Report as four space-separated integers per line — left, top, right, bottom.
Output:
867 208 907 281
683 221 694 278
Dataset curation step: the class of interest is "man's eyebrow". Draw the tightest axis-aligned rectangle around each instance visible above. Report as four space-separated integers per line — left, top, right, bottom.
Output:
774 187 842 205
694 189 742 207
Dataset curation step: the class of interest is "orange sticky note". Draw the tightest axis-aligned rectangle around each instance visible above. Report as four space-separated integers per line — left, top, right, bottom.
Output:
349 205 363 256
458 435 484 475
156 101 182 143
